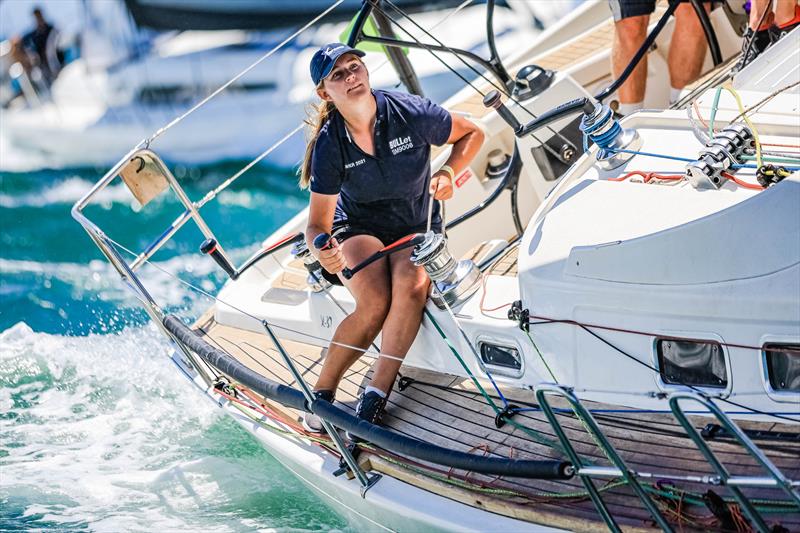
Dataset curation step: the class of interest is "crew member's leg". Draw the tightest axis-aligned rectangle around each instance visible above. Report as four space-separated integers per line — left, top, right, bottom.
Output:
772 0 800 38
668 2 709 103
313 234 391 393
368 248 430 394
612 13 650 114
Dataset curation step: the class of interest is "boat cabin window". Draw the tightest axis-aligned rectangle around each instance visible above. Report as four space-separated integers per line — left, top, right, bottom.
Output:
656 339 727 388
764 344 800 393
478 341 523 378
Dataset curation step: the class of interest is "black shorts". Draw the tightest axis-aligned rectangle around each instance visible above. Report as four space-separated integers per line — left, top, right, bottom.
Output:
331 220 438 247
609 0 711 22
318 221 436 286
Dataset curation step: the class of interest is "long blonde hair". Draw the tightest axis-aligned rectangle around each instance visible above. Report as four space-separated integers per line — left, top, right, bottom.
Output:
299 96 336 189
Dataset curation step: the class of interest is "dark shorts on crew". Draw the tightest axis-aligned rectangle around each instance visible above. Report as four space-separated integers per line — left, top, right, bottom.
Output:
608 0 710 22
331 220 440 247
318 221 439 286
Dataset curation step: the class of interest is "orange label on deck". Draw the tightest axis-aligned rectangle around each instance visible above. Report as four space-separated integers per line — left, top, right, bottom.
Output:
455 168 472 188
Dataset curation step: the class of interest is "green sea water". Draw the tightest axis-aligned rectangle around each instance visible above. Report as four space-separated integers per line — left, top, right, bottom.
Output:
0 163 353 531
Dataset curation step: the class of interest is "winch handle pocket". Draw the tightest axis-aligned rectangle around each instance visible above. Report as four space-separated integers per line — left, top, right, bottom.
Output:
341 233 426 280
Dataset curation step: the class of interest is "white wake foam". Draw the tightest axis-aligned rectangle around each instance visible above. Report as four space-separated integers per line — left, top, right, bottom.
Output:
0 323 348 532
0 177 138 209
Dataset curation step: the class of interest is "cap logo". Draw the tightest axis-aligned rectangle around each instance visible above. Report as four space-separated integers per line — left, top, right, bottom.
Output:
325 45 344 57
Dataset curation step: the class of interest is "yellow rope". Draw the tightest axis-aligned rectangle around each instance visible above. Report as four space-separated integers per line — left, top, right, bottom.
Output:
722 83 763 168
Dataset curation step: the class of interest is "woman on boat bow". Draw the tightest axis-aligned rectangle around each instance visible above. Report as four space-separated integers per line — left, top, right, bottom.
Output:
299 43 484 434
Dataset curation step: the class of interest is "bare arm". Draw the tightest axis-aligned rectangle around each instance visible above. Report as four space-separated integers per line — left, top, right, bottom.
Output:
306 192 346 274
429 112 485 200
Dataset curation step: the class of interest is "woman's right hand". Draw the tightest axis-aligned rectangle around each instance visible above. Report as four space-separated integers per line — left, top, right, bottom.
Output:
318 237 346 274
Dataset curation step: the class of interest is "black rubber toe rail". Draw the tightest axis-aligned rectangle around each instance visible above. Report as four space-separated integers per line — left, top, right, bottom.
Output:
164 315 573 480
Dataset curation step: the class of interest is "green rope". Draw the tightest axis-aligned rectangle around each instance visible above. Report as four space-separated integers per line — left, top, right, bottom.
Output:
525 330 558 382
423 308 562 452
708 86 723 138
222 384 798 517
742 154 800 164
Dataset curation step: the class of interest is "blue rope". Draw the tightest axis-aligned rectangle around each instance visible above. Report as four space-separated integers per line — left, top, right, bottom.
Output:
579 107 800 172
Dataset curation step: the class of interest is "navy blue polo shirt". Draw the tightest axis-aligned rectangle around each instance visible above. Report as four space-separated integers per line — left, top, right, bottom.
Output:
309 90 452 233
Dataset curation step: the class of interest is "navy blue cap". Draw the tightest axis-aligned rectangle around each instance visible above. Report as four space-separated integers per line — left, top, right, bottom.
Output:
310 43 366 86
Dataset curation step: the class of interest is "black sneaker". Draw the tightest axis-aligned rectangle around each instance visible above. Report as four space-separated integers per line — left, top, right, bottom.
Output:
768 21 799 44
301 389 334 433
732 27 772 73
346 390 387 443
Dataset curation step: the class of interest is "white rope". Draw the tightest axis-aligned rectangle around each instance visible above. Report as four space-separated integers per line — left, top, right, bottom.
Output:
146 0 346 145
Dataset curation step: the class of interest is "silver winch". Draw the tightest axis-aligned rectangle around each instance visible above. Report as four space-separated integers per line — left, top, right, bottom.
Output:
411 232 482 310
292 239 331 292
685 123 754 189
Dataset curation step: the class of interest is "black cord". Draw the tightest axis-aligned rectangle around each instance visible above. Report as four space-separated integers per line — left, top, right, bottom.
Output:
371 0 578 158
690 0 722 67
595 0 682 102
575 324 800 424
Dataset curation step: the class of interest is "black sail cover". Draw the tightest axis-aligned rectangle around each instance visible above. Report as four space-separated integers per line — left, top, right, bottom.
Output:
124 0 465 31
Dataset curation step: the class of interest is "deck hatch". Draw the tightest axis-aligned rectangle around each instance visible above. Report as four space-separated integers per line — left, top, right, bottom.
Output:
764 344 800 392
656 339 727 388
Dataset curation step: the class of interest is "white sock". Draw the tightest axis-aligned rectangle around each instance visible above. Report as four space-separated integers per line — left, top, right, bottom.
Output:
669 86 683 104
365 385 386 398
617 101 643 116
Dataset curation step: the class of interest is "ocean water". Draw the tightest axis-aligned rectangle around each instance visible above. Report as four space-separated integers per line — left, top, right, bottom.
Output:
0 164 352 531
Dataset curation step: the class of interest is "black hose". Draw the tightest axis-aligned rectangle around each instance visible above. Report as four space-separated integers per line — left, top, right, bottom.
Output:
163 314 573 480
164 315 307 411
448 143 521 230
313 400 572 479
690 0 722 67
595 0 682 102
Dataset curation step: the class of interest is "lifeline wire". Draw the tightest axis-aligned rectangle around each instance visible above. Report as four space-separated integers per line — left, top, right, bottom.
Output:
193 1 475 210
146 0 346 145
104 235 408 364
373 0 577 159
101 235 799 422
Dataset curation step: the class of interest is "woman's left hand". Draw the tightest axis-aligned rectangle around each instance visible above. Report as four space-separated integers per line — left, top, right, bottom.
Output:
429 171 454 200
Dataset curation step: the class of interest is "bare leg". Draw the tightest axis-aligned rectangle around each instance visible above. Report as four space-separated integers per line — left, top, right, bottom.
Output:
314 235 391 392
749 0 773 29
368 248 430 394
668 3 709 90
775 0 799 26
612 15 649 104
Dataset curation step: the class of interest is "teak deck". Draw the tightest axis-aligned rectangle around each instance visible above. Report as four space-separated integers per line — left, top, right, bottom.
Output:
193 313 800 532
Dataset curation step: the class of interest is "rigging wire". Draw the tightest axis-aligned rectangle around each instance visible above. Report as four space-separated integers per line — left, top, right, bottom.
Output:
102 232 800 423
146 0 346 145
373 0 578 159
183 0 478 210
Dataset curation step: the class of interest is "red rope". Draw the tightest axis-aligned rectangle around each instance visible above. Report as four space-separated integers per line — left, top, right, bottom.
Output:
610 171 684 183
721 171 764 190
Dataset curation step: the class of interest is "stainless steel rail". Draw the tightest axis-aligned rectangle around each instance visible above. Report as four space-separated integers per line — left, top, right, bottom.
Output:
262 321 381 495
535 384 674 533
669 392 800 533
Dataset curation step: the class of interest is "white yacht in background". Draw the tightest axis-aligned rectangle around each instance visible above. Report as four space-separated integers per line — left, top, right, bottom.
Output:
1 2 551 171
73 0 799 530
